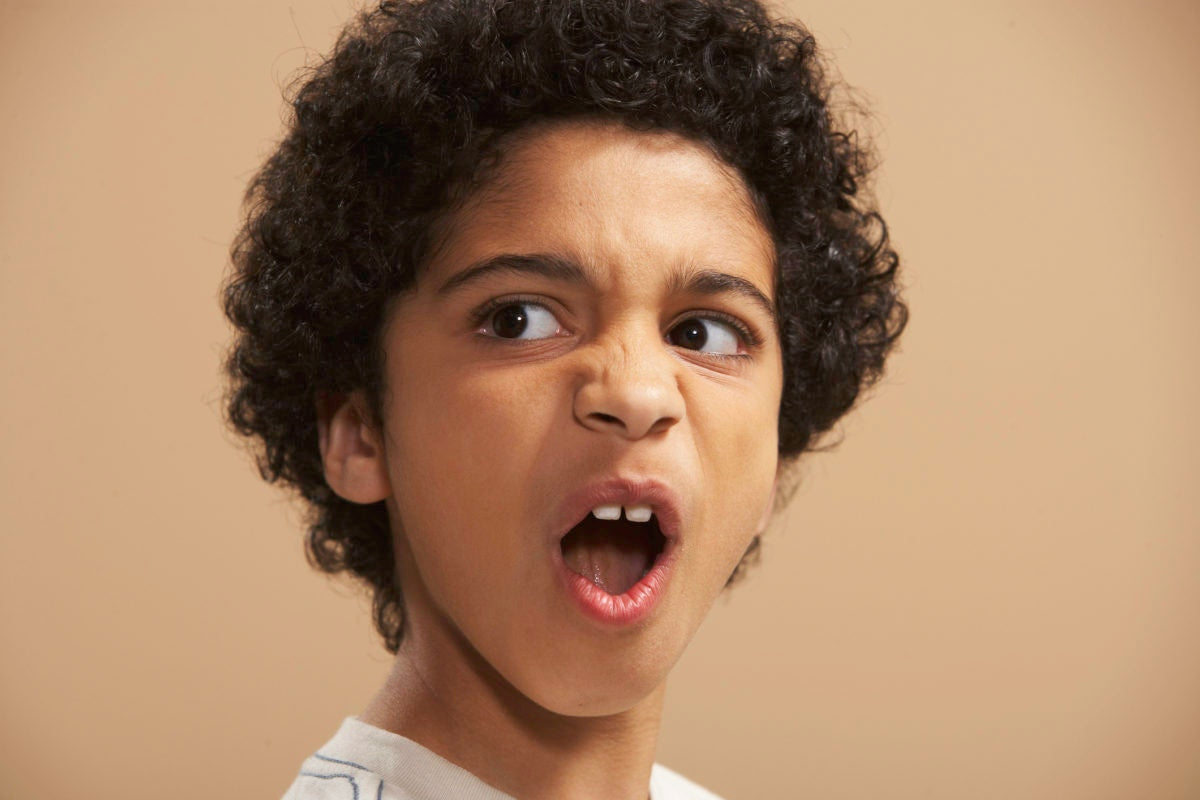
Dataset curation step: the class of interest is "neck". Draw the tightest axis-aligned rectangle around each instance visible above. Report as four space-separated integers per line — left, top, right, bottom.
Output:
360 614 665 800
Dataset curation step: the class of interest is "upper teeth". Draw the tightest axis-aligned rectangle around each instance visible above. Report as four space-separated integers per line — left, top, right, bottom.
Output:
591 504 654 523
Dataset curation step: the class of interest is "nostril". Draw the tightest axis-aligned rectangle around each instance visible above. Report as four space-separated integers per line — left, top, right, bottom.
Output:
574 377 684 439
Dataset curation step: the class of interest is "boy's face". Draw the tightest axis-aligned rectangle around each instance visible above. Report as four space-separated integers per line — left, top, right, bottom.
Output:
375 120 782 716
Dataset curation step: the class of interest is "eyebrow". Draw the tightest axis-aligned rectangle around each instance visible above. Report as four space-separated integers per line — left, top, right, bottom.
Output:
436 252 777 323
436 253 588 296
669 268 777 325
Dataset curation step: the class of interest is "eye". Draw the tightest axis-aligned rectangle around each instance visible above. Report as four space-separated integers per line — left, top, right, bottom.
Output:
480 301 565 340
667 317 744 355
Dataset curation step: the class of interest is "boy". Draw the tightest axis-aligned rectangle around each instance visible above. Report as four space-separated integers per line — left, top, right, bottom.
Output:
223 0 905 797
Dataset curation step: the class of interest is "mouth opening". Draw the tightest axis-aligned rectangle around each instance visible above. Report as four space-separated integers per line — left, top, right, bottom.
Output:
560 513 667 596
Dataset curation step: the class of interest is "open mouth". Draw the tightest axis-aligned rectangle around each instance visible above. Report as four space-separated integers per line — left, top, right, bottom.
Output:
560 505 667 596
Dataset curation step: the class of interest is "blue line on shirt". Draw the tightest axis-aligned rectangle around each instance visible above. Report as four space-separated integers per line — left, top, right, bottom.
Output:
314 752 371 771
299 771 360 799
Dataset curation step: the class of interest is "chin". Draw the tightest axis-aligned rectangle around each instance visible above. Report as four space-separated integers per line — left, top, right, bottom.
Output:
501 630 684 719
529 673 667 719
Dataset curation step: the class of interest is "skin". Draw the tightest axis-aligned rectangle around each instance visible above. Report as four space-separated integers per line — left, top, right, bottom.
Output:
320 119 783 799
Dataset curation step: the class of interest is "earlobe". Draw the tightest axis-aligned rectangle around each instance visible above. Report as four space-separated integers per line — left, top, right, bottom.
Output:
316 391 391 504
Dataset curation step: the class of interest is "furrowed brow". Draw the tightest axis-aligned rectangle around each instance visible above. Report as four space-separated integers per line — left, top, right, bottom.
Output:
676 268 777 325
436 253 589 296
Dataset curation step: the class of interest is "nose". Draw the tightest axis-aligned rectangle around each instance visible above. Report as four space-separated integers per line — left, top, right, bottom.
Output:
573 334 685 440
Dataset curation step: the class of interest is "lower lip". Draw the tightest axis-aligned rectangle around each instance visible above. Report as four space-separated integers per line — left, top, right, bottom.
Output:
555 544 677 627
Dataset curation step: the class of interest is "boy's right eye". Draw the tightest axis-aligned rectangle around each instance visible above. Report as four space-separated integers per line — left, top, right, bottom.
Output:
480 301 565 340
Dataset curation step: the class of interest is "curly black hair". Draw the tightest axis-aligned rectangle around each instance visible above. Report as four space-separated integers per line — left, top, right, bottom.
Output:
223 0 906 653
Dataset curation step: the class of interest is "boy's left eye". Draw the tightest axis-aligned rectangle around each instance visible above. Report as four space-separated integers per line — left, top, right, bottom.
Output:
667 317 743 355
481 301 565 340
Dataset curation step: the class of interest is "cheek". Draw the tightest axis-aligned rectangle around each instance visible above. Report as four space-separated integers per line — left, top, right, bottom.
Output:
394 356 550 454
435 368 560 462
689 375 781 553
385 362 561 537
692 368 780 469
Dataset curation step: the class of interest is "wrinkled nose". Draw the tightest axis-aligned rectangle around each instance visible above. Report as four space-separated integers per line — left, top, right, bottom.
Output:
573 337 684 440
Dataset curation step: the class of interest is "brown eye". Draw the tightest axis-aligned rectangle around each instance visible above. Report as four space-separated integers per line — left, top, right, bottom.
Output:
492 305 528 338
667 317 742 355
668 318 708 350
483 302 563 340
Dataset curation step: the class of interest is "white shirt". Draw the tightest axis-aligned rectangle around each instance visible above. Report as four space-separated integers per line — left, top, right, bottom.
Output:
282 717 725 800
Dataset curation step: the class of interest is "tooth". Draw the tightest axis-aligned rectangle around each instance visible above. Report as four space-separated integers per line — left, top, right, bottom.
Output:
624 504 653 523
591 504 622 521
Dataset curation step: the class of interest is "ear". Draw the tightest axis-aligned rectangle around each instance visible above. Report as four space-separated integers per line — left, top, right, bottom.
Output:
755 475 778 536
316 391 391 504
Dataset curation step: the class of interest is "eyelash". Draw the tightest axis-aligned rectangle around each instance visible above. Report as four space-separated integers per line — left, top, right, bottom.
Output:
469 296 763 354
678 310 762 351
469 295 556 332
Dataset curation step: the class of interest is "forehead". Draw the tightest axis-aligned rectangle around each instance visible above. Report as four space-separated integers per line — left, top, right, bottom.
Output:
424 119 776 291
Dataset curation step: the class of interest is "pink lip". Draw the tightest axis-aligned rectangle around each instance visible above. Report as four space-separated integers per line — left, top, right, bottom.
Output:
550 476 683 627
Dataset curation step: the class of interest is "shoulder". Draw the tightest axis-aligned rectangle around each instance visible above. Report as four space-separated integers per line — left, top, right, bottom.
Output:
280 717 516 800
650 763 728 800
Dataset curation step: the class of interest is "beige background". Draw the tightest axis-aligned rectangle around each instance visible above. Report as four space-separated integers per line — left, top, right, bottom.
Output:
2 1 1197 798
